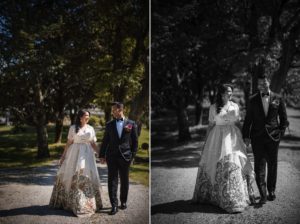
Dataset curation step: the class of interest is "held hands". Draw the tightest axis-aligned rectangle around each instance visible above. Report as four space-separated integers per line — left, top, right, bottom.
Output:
244 138 251 147
99 158 106 164
59 155 65 166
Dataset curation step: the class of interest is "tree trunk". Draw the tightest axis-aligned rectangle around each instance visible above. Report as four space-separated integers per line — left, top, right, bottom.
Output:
36 123 50 158
175 92 191 142
176 105 191 142
113 85 126 103
252 74 258 94
70 107 77 125
129 58 149 122
270 24 300 93
104 105 111 123
195 87 204 125
54 113 64 143
244 80 252 111
33 80 50 158
195 100 202 125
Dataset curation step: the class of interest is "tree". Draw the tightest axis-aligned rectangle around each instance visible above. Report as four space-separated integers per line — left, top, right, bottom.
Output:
0 0 149 157
152 0 300 141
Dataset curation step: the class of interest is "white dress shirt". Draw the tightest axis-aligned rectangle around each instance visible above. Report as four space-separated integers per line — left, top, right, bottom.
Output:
116 118 125 138
261 91 270 116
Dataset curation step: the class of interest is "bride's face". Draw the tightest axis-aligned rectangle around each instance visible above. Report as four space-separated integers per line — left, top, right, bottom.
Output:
221 87 232 102
80 112 90 125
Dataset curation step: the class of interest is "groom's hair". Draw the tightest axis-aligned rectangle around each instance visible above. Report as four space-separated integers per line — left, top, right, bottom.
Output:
258 74 269 80
111 101 124 109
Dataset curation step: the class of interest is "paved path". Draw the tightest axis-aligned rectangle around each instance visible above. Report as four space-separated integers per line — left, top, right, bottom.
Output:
151 107 300 224
0 163 149 224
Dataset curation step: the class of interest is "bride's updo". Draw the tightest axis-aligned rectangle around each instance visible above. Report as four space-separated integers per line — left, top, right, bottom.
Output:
215 83 233 114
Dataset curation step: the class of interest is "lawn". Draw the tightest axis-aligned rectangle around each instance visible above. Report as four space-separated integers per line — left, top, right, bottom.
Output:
130 126 149 186
0 124 149 186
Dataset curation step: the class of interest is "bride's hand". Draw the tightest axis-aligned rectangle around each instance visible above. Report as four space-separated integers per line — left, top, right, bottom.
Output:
244 138 251 147
59 155 65 166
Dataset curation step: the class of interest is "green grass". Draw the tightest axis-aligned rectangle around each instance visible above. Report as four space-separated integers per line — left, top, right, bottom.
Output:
130 127 149 186
0 125 64 168
0 124 149 186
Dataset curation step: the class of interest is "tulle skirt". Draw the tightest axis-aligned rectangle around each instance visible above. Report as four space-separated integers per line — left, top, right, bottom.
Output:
49 143 103 217
193 124 255 213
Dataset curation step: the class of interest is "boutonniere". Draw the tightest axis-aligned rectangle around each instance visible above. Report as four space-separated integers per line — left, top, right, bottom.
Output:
271 99 280 106
124 123 133 132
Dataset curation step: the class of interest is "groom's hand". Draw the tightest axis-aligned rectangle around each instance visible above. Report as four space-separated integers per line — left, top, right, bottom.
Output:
100 158 106 164
244 138 251 147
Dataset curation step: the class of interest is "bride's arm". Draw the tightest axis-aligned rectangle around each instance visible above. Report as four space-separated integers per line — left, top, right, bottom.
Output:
90 127 99 155
59 139 74 165
205 121 216 139
205 104 216 139
233 102 242 131
234 120 242 131
91 141 99 155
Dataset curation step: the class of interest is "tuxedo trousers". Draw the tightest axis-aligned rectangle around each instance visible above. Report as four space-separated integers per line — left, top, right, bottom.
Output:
107 156 130 207
251 135 279 197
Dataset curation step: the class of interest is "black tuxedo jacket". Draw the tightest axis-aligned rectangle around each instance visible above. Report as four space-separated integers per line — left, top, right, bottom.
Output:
242 92 289 141
99 118 138 161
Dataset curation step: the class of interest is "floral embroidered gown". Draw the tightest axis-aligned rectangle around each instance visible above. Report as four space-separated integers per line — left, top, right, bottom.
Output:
49 124 103 217
192 101 255 213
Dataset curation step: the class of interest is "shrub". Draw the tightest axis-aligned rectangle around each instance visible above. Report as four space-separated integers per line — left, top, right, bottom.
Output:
89 115 100 127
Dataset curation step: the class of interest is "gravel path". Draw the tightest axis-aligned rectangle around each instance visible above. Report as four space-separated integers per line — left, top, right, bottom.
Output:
151 107 300 224
0 163 149 224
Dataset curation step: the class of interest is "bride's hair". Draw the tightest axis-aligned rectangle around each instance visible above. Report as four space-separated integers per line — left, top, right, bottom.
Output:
215 83 233 114
75 109 90 133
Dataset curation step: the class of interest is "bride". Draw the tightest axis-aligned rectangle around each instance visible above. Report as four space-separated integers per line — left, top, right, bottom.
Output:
49 110 103 217
192 84 255 213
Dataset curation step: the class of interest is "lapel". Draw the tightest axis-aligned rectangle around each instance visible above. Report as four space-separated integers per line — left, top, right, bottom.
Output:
257 93 267 118
120 118 128 139
112 120 120 140
266 91 274 118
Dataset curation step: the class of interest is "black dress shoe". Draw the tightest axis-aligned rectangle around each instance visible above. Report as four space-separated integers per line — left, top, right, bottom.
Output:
120 202 127 210
110 206 118 215
259 197 267 204
268 191 276 201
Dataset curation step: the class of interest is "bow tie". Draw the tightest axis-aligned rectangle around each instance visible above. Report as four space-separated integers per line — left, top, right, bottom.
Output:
115 118 124 122
261 92 270 97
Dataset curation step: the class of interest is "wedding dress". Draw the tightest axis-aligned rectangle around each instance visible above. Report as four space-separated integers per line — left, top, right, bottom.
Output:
193 101 255 213
49 124 102 217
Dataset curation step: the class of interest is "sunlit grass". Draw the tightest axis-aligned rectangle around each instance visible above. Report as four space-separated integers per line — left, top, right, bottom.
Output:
130 163 149 186
130 127 149 186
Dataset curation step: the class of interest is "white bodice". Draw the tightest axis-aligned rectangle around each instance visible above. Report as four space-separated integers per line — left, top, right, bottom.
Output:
67 125 97 144
209 101 239 125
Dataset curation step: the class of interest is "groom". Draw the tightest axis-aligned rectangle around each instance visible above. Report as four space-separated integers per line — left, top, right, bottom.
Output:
99 102 138 215
242 74 289 204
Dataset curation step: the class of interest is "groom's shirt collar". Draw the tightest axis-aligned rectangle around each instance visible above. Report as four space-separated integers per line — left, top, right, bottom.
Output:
260 90 271 97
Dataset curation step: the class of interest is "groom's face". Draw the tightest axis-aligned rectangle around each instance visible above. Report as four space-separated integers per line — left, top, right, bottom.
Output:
111 106 123 118
258 78 270 93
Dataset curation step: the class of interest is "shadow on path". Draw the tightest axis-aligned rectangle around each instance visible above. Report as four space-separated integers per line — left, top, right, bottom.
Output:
0 205 75 217
151 140 202 168
151 200 227 215
96 163 140 186
282 135 300 142
0 165 57 186
0 162 138 187
151 199 264 216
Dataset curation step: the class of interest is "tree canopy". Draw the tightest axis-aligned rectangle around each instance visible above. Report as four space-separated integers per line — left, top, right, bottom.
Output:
152 0 300 141
0 0 149 157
